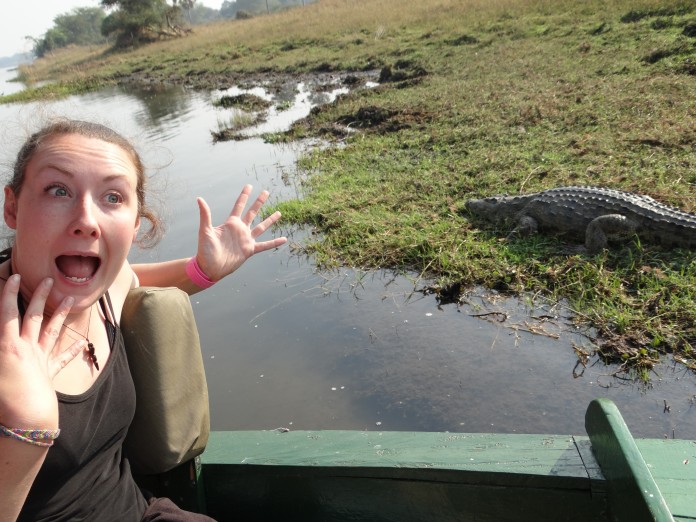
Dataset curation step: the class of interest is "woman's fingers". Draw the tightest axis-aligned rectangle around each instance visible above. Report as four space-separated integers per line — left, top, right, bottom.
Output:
230 184 252 219
48 339 85 378
197 197 213 235
45 297 81 377
22 290 80 378
0 274 22 332
251 210 282 239
0 275 78 367
242 190 269 227
193 187 285 279
21 277 54 340
41 295 73 347
254 237 288 254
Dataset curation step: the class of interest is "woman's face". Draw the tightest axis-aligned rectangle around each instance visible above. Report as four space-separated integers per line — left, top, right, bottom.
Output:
3 133 141 312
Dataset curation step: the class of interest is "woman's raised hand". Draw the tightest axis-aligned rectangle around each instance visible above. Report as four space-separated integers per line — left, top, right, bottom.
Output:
194 185 288 282
0 276 82 428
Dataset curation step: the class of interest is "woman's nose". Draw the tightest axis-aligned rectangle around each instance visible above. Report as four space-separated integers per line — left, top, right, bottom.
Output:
71 197 101 238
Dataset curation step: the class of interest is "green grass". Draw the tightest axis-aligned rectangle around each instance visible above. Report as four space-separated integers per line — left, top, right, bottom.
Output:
5 0 696 379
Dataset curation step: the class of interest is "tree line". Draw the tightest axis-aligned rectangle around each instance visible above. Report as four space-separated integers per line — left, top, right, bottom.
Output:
30 0 316 57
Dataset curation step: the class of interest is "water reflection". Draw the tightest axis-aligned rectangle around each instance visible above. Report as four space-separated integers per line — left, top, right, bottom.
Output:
0 79 693 440
120 83 197 140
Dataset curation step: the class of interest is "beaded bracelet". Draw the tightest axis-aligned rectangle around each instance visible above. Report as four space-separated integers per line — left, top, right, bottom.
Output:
0 423 60 447
185 257 216 289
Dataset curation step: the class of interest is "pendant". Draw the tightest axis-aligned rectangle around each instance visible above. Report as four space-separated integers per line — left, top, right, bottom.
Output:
87 342 99 371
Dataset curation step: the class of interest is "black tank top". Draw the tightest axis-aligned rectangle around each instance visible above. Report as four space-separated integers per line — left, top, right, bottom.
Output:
6 279 148 520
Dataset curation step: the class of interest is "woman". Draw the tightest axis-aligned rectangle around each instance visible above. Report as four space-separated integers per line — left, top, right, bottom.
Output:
0 119 287 521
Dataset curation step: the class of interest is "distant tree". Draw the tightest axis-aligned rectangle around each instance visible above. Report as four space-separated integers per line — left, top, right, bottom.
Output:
219 1 238 19
219 0 315 19
33 7 107 57
235 0 274 14
33 29 68 58
101 0 190 47
174 0 194 22
55 8 106 45
188 4 220 24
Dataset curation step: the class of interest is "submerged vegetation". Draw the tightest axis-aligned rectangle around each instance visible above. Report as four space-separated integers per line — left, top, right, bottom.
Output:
4 0 696 379
211 93 272 140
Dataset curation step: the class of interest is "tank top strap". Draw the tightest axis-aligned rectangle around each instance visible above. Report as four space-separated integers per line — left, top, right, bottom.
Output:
98 292 117 352
102 291 118 327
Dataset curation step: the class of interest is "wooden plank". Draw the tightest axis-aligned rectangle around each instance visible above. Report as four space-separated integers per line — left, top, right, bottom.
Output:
202 430 594 488
200 430 608 521
634 439 696 520
586 398 675 522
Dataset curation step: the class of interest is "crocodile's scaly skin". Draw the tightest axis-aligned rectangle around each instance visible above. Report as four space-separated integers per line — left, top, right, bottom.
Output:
465 186 696 253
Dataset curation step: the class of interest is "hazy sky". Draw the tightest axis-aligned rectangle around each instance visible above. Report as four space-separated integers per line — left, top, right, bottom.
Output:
1 0 224 58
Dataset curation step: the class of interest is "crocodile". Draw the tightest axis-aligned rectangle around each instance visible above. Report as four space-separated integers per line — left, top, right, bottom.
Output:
464 186 696 254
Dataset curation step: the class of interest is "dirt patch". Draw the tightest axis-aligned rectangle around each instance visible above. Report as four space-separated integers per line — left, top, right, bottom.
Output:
314 123 355 140
114 69 378 95
337 106 395 128
678 59 696 75
336 105 433 134
378 60 429 87
214 93 272 111
448 34 480 46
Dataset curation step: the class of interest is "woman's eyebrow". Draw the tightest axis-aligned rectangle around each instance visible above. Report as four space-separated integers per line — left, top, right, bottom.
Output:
38 164 133 183
38 163 74 177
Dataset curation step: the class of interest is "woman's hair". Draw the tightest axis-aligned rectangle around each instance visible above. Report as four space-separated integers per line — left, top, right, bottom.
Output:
9 119 162 247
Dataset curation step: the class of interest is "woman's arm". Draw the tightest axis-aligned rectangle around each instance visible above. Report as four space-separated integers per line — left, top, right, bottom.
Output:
132 186 287 295
0 439 51 518
0 275 82 520
130 258 199 294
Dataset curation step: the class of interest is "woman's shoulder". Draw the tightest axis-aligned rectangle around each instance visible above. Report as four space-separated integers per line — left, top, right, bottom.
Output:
107 260 139 322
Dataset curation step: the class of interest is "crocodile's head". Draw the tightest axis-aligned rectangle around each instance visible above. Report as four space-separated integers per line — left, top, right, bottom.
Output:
464 194 529 222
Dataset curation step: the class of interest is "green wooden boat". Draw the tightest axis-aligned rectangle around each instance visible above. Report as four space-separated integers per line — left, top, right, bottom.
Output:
134 398 695 522
123 288 695 522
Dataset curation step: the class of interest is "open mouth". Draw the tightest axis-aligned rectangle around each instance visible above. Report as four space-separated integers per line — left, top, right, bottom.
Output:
55 255 101 283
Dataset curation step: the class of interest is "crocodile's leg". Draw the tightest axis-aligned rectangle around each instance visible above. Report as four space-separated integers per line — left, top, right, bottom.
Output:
584 214 638 254
507 215 538 240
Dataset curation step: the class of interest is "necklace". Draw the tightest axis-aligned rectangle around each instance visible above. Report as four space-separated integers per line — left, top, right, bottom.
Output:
63 305 99 371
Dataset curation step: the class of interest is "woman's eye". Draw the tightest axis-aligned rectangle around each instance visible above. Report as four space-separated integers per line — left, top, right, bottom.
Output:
47 185 69 197
105 193 123 204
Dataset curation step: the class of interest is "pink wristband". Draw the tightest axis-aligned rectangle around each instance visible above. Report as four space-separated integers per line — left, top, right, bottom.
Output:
185 257 216 289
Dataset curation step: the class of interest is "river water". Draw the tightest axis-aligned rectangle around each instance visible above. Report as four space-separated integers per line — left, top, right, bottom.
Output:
0 67 694 439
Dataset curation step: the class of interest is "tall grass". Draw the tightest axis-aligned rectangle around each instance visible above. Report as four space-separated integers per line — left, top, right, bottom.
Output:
18 0 679 84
